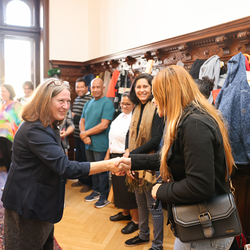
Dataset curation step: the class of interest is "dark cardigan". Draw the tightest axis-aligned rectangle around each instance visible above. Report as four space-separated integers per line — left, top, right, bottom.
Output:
130 105 230 235
2 121 90 224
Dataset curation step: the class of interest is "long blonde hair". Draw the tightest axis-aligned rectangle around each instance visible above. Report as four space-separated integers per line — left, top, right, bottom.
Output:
22 78 71 127
152 65 234 181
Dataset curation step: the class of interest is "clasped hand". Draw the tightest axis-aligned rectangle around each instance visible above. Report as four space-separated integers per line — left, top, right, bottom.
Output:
107 157 132 176
109 157 162 200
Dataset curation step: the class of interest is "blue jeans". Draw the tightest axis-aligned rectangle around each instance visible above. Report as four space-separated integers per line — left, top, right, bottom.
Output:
74 137 92 187
135 187 163 250
174 237 234 250
85 150 109 199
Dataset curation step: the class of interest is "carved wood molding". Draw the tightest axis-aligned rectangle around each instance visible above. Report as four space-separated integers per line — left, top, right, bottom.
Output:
50 16 250 77
83 16 250 75
237 30 250 52
215 35 230 55
50 60 85 68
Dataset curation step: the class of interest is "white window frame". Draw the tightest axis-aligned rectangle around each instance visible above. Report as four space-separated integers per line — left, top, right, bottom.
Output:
0 0 40 86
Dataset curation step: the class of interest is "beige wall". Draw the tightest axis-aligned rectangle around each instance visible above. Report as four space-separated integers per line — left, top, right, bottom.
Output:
49 0 250 62
49 0 89 61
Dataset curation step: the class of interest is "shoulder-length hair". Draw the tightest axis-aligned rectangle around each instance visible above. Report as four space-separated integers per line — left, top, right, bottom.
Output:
22 81 34 90
1 84 16 100
152 65 234 181
22 78 71 127
129 73 153 105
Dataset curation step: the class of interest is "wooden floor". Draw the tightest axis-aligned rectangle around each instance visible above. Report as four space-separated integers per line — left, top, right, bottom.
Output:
54 179 175 250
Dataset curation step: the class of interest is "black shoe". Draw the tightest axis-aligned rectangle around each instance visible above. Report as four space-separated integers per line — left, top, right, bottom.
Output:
110 212 132 222
121 221 139 234
125 235 149 246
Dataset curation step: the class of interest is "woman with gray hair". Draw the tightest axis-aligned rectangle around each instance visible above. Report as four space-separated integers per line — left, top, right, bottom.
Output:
1 78 128 250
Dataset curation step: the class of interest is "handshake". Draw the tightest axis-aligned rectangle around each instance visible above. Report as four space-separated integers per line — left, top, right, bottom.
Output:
103 157 161 200
107 157 132 176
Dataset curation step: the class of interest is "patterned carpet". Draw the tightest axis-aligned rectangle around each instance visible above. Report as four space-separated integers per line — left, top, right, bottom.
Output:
0 169 62 250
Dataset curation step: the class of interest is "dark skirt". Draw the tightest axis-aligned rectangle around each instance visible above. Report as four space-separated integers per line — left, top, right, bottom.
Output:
4 209 54 250
0 137 12 172
111 153 137 209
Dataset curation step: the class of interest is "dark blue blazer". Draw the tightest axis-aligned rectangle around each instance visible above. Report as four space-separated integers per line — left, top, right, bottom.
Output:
2 121 90 223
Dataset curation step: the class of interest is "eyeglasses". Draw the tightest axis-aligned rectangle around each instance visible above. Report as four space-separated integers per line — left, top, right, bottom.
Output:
47 80 69 87
120 102 132 107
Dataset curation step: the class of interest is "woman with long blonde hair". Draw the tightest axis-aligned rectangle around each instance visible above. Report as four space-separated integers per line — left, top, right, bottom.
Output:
117 65 235 250
153 66 234 182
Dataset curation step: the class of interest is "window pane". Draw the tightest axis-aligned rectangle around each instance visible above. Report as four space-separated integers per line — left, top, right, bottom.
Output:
4 38 32 98
6 1 31 27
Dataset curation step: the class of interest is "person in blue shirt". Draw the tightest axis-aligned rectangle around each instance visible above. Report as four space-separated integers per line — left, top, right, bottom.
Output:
80 78 115 208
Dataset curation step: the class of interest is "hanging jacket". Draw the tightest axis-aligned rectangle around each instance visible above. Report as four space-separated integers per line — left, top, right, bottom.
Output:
103 70 112 96
199 55 221 88
113 70 131 119
83 74 95 92
189 59 205 79
215 52 250 165
244 56 250 71
106 69 120 102
199 55 221 103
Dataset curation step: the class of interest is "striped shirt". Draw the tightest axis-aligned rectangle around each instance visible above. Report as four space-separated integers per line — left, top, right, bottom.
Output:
72 92 93 138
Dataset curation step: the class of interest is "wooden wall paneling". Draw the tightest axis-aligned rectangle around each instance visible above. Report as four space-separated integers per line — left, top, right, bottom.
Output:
50 60 86 99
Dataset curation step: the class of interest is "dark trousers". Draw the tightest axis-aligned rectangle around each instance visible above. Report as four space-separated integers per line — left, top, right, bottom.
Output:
0 137 12 172
85 150 109 199
74 137 92 187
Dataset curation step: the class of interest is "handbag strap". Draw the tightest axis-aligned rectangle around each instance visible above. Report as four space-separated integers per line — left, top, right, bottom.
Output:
198 147 234 238
198 202 215 238
224 148 235 195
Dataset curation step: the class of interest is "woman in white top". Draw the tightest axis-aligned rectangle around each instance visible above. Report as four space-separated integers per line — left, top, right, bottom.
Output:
105 92 139 234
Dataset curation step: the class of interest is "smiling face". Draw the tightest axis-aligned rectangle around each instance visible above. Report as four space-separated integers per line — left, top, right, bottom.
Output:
91 79 104 100
1 86 11 102
135 78 152 104
75 81 88 97
49 88 71 125
120 96 134 114
23 84 33 98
